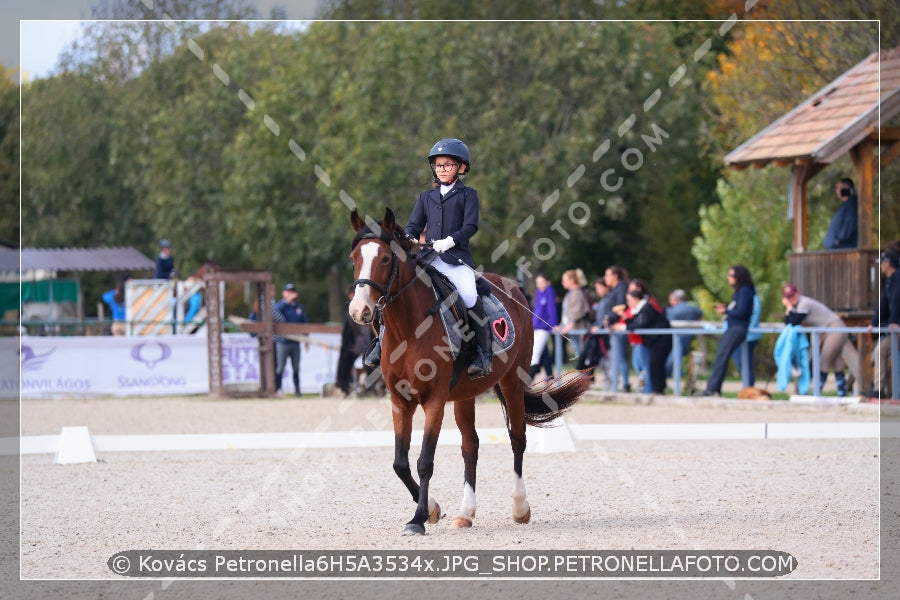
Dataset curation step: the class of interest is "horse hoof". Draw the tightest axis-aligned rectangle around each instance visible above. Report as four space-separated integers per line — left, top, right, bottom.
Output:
513 507 531 524
450 516 473 529
427 501 442 524
401 523 426 536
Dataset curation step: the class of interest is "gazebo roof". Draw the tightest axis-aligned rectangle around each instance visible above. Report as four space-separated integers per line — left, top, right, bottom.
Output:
0 246 155 274
725 46 900 169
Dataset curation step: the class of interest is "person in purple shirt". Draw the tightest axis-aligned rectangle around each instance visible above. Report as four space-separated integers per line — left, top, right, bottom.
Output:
700 264 755 396
529 273 558 379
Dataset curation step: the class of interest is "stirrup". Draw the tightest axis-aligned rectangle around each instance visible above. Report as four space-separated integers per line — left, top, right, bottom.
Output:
363 339 381 368
467 349 488 377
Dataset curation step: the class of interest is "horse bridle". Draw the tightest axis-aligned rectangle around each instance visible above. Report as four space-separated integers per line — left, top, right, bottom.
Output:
352 234 417 311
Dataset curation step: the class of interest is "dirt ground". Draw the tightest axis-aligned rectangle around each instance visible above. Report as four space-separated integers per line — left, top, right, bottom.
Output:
6 392 900 600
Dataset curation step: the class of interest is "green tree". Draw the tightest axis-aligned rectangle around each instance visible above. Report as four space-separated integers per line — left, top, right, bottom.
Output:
692 172 792 320
120 24 291 274
282 21 722 299
20 72 148 248
0 66 18 244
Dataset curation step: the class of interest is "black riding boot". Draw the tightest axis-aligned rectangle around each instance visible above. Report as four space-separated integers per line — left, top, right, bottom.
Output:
835 370 847 397
363 326 382 368
819 371 829 389
467 297 492 377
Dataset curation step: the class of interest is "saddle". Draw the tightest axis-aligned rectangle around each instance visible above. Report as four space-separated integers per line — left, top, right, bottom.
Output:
422 265 515 385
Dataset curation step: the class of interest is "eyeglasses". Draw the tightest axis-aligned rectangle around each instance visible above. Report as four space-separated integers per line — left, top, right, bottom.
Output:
433 163 458 171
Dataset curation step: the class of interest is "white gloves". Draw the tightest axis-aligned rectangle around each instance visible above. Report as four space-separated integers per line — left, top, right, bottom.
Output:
432 236 456 253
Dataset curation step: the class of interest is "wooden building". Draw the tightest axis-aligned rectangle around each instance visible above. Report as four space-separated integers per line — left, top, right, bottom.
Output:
725 46 900 391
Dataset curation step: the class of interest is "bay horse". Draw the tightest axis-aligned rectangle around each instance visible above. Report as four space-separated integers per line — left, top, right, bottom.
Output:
348 208 592 535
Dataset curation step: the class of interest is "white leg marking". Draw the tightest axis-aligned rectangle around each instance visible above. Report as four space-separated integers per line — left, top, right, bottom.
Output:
511 474 530 519
458 482 476 520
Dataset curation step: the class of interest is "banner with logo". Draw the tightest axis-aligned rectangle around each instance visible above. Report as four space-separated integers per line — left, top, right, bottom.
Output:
2 333 339 399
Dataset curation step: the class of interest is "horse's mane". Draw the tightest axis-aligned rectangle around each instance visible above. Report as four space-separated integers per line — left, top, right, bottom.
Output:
350 216 420 264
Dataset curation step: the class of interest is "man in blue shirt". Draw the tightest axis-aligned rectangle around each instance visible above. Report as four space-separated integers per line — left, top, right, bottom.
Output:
273 283 309 396
823 178 858 250
154 239 176 279
665 289 703 378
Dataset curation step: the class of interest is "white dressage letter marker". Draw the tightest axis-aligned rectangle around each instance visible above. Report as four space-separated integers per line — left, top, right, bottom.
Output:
55 426 97 464
530 416 576 453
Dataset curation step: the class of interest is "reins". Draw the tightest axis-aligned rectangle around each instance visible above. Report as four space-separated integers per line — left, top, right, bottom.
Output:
352 234 420 315
353 231 579 346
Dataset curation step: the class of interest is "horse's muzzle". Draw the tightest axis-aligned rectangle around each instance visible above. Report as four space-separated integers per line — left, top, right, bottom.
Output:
349 298 373 325
350 310 373 325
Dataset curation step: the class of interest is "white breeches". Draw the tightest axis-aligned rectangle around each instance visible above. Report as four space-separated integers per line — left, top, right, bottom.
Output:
431 259 477 308
531 328 551 366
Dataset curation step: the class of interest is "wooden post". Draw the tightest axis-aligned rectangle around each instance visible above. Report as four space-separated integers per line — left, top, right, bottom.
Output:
258 279 275 397
204 269 274 398
850 138 874 250
790 162 807 252
205 274 224 398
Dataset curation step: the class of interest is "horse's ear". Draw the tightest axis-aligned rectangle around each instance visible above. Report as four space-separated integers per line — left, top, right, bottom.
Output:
350 209 365 233
383 208 396 232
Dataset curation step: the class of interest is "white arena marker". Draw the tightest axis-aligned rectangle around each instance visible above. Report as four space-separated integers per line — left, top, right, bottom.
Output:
55 426 97 464
528 417 576 453
569 423 765 441
789 395 860 405
766 422 879 440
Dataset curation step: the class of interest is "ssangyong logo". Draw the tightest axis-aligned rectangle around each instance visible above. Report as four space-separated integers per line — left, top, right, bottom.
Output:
131 341 172 370
19 344 55 372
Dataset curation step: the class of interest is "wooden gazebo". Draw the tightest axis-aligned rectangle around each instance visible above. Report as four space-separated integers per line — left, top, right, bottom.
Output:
725 46 900 391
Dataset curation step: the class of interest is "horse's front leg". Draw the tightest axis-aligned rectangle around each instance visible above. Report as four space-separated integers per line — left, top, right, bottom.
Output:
391 398 419 504
451 398 478 528
402 401 445 535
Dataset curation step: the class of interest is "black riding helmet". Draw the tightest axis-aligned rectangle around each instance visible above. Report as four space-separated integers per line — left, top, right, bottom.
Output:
428 138 471 175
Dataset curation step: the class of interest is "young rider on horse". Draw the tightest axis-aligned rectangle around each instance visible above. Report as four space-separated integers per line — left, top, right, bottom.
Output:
364 137 492 377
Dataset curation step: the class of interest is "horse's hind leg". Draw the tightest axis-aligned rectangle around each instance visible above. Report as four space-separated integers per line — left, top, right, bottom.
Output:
498 377 531 524
451 398 478 528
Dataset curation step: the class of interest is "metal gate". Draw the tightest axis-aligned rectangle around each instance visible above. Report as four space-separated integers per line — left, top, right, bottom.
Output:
125 279 220 335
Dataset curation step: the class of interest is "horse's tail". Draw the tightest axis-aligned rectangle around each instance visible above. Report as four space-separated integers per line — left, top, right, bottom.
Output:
521 370 593 428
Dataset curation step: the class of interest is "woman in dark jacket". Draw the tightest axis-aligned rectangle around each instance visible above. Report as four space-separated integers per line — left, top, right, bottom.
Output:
701 264 755 396
613 289 671 394
602 265 632 392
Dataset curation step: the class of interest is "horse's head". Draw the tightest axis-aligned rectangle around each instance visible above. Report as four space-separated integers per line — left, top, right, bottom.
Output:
348 208 415 324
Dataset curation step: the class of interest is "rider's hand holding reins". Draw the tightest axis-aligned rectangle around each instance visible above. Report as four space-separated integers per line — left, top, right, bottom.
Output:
433 236 455 253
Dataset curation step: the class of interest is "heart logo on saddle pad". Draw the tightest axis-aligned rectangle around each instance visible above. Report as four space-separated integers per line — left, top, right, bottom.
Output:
492 318 509 342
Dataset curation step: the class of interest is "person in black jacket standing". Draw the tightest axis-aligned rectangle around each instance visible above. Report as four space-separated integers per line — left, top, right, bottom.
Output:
867 249 900 397
701 265 755 396
824 178 858 250
154 239 176 279
613 290 671 394
601 265 632 392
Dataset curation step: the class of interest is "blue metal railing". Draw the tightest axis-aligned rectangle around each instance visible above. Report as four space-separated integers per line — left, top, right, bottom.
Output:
553 325 899 399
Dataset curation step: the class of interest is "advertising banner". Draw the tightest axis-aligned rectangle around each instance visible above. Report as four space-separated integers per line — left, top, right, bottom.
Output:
2 333 339 399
